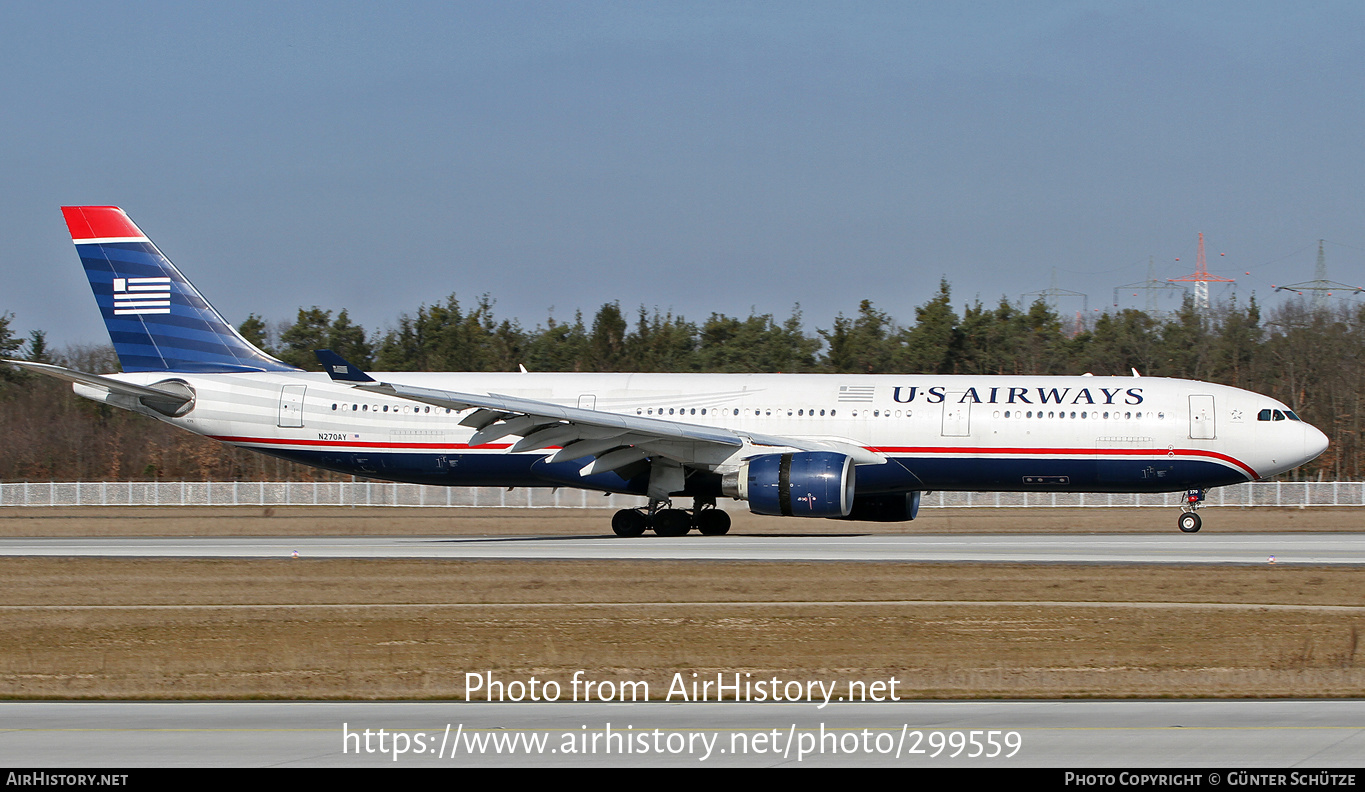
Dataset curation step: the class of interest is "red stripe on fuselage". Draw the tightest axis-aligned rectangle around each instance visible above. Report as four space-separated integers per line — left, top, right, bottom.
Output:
211 434 1258 479
210 435 514 451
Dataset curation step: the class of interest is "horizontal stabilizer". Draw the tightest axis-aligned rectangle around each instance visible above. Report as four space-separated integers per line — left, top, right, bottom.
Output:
7 359 194 416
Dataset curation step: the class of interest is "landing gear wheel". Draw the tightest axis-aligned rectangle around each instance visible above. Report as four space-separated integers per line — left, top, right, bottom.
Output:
611 509 648 537
1178 512 1202 533
653 509 692 536
695 509 731 536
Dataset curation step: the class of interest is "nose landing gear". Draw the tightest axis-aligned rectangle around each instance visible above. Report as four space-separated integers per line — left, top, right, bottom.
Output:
1178 489 1206 533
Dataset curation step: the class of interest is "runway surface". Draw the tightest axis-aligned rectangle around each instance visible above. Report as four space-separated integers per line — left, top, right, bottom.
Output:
4 533 1365 564
3 700 1362 768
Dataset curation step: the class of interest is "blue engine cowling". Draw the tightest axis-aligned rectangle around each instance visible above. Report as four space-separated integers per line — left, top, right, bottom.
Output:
842 491 922 522
741 452 855 518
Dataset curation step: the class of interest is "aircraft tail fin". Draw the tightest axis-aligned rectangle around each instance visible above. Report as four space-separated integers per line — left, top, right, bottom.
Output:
61 206 297 373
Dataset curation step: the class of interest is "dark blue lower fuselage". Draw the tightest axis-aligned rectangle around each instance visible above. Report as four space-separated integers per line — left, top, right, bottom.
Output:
258 448 1247 496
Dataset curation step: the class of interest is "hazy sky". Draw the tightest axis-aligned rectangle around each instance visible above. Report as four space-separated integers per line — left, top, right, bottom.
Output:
3 1 1363 349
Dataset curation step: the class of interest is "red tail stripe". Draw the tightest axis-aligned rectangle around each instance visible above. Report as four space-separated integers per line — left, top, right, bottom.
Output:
61 206 145 240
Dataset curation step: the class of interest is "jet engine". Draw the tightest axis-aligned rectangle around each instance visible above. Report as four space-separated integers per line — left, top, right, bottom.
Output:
722 451 855 518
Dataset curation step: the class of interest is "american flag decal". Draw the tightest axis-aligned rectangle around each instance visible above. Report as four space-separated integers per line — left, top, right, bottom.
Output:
112 277 171 315
837 385 875 402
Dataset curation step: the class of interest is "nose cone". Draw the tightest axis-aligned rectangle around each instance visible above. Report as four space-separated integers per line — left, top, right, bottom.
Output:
1304 423 1329 463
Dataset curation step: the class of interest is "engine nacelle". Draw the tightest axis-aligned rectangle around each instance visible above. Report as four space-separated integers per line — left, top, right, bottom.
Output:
843 491 922 522
722 451 855 518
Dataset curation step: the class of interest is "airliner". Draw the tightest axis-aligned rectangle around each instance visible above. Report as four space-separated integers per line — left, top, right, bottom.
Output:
9 206 1329 536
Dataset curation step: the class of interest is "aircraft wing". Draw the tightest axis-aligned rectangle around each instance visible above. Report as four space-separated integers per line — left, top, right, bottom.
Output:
316 350 885 476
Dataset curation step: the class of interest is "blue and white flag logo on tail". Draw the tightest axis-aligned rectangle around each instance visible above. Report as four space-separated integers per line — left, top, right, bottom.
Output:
62 206 298 374
112 277 171 315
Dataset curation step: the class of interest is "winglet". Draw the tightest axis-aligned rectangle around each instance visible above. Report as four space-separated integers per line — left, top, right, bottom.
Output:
315 349 375 382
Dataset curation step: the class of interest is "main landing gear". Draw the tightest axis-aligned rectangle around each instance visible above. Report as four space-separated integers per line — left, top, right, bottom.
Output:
611 497 732 537
1178 489 1206 533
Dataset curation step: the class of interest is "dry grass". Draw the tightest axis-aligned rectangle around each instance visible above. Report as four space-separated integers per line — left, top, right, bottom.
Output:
2 557 1364 700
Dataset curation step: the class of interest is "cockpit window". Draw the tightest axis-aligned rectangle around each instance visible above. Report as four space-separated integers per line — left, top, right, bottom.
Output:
1257 409 1272 421
1273 410 1285 421
1284 410 1302 421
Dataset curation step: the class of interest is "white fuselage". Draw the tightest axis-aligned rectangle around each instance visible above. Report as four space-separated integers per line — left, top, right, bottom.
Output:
75 371 1328 497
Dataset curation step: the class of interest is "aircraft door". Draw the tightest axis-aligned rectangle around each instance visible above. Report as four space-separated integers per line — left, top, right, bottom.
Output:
278 385 307 428
1189 394 1215 439
941 393 971 437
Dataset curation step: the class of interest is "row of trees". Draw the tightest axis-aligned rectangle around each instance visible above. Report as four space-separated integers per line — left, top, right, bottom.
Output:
2 282 1363 480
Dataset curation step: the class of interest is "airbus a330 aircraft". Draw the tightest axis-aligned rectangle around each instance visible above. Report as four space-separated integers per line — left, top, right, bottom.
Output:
10 206 1329 536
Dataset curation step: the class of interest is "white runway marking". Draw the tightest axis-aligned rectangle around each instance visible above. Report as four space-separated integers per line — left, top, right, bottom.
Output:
4 533 1365 564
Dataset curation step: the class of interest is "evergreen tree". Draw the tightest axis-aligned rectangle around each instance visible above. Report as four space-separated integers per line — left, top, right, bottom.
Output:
697 308 820 373
23 329 53 364
237 313 272 354
524 312 590 372
0 313 24 383
327 309 373 369
1080 308 1160 377
626 308 698 372
277 307 334 370
588 302 628 371
895 280 960 374
1210 295 1262 388
822 299 895 373
1158 294 1211 379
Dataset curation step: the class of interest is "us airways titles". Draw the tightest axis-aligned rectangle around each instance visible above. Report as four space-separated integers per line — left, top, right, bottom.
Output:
891 385 1145 406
